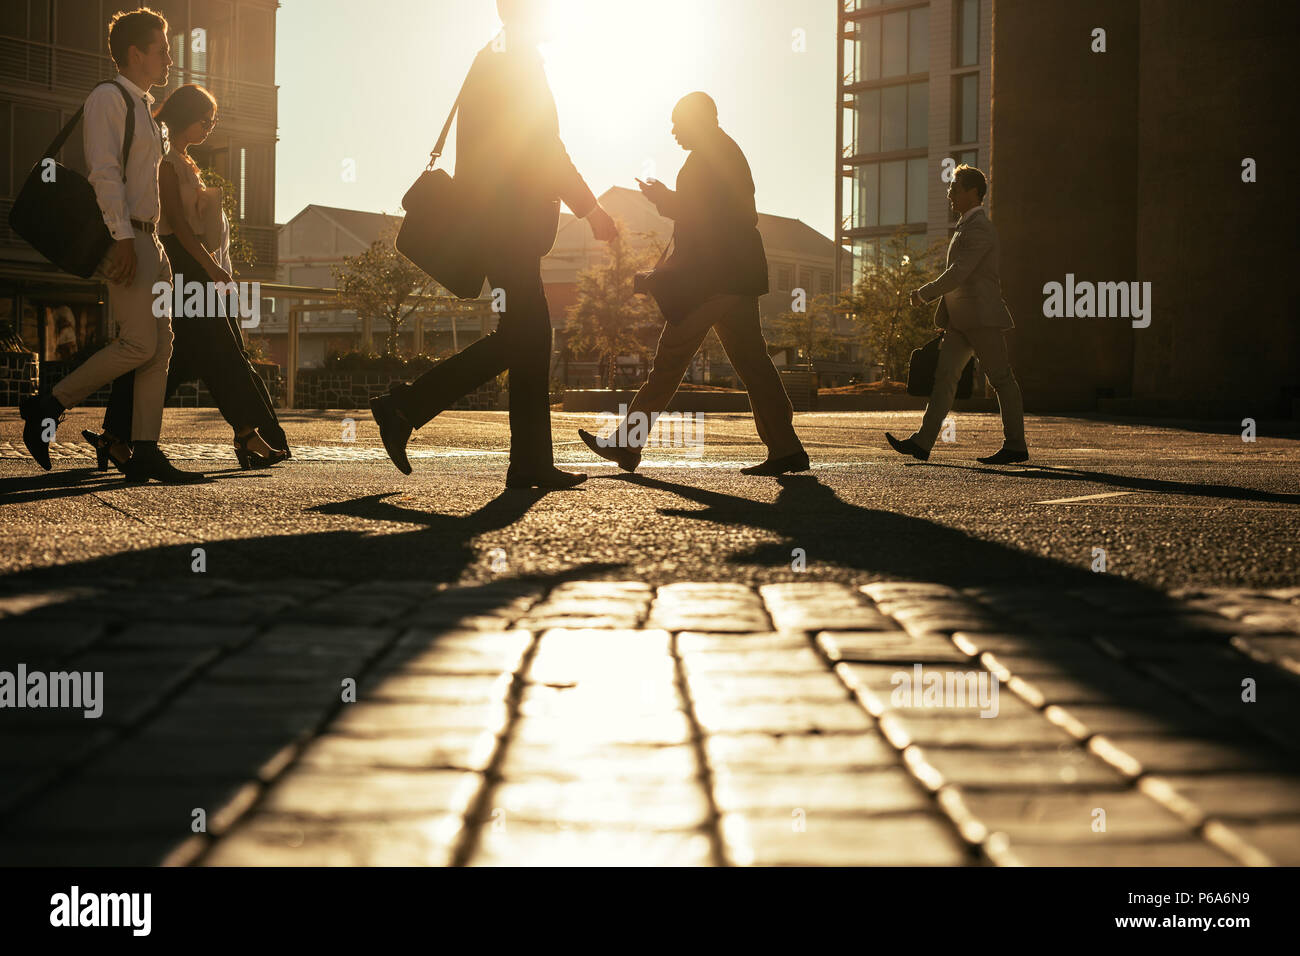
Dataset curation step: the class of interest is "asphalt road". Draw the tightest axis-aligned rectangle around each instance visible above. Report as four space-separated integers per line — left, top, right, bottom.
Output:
1 408 1297 590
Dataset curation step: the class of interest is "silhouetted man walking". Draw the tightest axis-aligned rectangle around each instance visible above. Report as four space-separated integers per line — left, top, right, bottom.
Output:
579 92 808 476
885 164 1027 465
371 0 617 489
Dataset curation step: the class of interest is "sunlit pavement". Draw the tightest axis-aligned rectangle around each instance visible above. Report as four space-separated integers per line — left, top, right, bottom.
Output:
1 409 1298 865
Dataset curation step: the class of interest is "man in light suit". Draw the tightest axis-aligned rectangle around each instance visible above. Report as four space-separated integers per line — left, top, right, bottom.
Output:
885 164 1028 465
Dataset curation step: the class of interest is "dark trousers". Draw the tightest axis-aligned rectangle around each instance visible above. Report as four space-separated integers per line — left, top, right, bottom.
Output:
393 253 553 473
104 235 287 449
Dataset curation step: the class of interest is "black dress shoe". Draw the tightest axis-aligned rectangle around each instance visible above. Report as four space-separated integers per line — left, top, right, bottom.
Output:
121 446 211 484
82 430 130 473
369 393 413 475
740 450 811 476
578 428 641 472
20 395 61 471
505 468 588 490
977 446 1030 465
885 431 930 462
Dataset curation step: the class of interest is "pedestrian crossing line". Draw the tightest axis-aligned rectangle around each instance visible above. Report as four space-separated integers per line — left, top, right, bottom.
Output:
1035 491 1142 505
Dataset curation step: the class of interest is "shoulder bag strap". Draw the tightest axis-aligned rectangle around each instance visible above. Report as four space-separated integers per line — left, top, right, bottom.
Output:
40 80 135 184
426 60 478 171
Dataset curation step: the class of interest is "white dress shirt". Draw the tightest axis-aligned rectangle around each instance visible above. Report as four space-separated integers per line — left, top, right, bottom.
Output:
83 73 165 241
957 204 986 228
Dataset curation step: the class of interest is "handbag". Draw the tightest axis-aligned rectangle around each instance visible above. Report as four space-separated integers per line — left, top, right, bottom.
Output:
395 77 487 299
8 80 136 279
906 331 976 398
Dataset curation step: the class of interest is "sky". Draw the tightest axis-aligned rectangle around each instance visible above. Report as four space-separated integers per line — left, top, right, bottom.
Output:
274 0 837 236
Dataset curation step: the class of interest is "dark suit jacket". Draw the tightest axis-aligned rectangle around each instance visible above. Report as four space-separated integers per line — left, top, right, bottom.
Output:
454 42 597 257
649 127 769 311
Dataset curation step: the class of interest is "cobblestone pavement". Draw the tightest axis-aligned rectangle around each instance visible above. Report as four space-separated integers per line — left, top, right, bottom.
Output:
1 577 1298 866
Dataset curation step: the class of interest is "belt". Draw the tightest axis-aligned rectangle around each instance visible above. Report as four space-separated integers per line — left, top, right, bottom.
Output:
130 218 156 234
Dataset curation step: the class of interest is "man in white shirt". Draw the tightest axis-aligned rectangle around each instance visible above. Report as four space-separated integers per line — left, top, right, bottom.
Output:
885 164 1028 465
20 7 205 483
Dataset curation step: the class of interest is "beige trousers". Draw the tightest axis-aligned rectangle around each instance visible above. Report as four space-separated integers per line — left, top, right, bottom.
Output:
912 325 1026 452
52 230 173 441
617 294 802 457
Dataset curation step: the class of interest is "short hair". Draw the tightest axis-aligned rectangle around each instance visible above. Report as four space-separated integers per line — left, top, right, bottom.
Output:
953 164 987 201
108 7 168 68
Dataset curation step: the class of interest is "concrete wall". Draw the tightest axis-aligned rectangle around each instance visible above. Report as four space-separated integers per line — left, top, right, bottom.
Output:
1132 0 1297 415
990 0 1140 410
991 0 1297 415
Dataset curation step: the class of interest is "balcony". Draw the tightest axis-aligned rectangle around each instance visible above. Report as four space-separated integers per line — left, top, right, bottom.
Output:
0 36 276 129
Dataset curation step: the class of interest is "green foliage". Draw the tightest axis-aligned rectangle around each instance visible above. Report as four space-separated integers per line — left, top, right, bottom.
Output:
332 218 445 358
565 228 662 388
842 228 947 382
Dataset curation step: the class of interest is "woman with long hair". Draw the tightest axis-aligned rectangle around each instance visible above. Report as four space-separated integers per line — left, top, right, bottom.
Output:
84 83 289 471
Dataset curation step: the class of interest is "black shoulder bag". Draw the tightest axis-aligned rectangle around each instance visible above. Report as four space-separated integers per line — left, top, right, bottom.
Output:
8 80 136 279
395 75 488 299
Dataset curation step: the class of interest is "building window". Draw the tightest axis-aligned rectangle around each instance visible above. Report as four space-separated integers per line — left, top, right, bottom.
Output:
818 272 833 296
776 264 793 292
951 149 978 171
848 5 929 82
798 266 814 293
852 81 926 156
953 73 979 145
849 157 928 229
955 0 980 68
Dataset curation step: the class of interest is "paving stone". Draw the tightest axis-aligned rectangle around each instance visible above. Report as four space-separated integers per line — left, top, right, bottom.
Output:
1102 736 1294 775
484 777 710 828
204 817 463 866
818 631 970 664
293 731 496 772
79 736 290 781
103 623 255 650
467 821 714 866
646 602 771 632
952 789 1194 842
990 840 1240 866
678 631 811 653
1210 821 1300 865
759 583 895 631
1006 671 1186 707
382 630 532 676
685 671 853 704
705 732 898 771
838 663 1040 720
721 812 968 865
5 779 255 835
358 672 509 702
498 742 699 781
860 583 962 601
880 712 1075 749
910 745 1129 789
1231 635 1300 674
0 620 107 658
1151 773 1300 818
0 728 111 769
693 700 873 734
681 648 829 675
328 700 509 736
713 768 930 815
256 768 480 820
0 835 185 866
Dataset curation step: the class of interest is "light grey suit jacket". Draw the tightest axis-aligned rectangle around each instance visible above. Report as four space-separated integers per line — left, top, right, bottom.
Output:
918 207 1014 331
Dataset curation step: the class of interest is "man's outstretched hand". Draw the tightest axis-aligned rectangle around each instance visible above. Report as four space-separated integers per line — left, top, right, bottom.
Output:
587 205 618 243
636 177 671 207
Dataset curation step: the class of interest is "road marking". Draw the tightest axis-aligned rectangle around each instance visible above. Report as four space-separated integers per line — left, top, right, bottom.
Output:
1035 491 1142 504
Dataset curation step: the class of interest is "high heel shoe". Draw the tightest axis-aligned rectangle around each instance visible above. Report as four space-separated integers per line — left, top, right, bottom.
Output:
81 430 130 472
234 430 290 470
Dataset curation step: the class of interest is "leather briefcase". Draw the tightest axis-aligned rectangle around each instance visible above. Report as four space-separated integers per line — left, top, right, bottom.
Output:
8 80 136 279
906 331 976 398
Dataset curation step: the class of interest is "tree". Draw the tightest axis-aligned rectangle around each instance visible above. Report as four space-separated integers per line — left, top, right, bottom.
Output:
770 292 841 366
332 218 443 358
565 229 661 388
842 228 947 382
